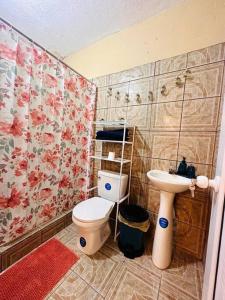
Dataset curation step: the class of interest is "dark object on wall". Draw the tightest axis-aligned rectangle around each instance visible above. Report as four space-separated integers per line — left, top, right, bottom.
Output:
186 165 196 179
96 128 129 141
118 204 149 259
177 157 188 176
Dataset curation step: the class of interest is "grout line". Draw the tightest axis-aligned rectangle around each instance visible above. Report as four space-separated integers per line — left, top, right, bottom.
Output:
97 96 222 113
95 57 225 88
103 261 125 299
156 273 163 300
70 268 104 298
211 61 225 172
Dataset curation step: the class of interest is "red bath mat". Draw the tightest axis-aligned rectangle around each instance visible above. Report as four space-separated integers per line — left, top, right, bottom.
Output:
0 238 79 300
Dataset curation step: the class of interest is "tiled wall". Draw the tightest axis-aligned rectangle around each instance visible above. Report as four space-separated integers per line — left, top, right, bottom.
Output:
93 43 225 259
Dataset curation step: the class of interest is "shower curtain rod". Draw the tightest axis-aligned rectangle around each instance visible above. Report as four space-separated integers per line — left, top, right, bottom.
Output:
0 17 94 85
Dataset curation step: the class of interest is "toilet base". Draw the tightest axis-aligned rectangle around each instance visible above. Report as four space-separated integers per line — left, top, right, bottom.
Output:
76 221 111 255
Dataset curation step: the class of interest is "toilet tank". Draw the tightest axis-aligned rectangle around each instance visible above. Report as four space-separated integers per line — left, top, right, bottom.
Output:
98 170 128 202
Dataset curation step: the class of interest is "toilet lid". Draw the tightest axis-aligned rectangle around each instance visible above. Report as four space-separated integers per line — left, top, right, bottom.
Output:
72 197 115 222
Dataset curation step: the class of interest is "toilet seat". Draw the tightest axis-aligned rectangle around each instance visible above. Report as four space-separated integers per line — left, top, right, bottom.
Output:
72 197 114 222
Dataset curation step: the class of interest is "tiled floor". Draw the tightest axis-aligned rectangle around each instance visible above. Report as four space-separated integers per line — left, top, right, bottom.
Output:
45 224 203 300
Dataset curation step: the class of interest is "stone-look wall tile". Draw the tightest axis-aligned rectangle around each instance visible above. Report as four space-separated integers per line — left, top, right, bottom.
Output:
141 157 152 183
181 97 220 131
155 53 187 75
187 43 225 68
178 132 216 164
213 131 220 167
194 163 212 177
128 78 154 106
153 71 185 103
103 143 130 160
101 161 130 175
211 166 216 178
151 101 182 131
131 156 144 181
133 130 151 157
174 194 208 229
109 83 129 108
184 62 224 99
95 108 108 122
93 158 101 170
92 42 224 260
174 222 205 259
142 184 160 213
151 158 177 172
217 96 224 131
126 104 151 130
150 132 179 160
129 177 141 204
93 75 110 87
179 188 210 202
107 106 127 122
109 63 155 85
96 87 109 109
132 130 153 158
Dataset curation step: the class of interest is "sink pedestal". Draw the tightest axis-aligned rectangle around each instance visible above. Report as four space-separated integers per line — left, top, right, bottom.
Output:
152 191 174 269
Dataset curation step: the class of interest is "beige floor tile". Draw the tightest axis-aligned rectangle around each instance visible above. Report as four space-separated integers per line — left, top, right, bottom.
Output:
55 228 77 244
45 270 73 299
46 227 204 300
158 279 197 300
48 271 102 300
71 248 123 297
64 236 86 259
105 261 160 300
99 235 126 262
125 236 162 278
161 251 203 299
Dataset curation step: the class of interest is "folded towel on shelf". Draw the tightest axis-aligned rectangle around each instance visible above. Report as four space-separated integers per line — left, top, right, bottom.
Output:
96 128 129 141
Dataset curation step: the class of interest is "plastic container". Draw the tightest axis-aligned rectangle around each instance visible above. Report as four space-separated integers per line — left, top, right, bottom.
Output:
118 204 150 259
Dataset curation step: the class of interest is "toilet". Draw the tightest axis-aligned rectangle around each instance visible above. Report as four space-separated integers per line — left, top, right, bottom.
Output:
72 170 128 255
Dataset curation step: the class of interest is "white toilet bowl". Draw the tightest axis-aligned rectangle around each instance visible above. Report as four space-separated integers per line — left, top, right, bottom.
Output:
72 170 128 255
72 196 114 255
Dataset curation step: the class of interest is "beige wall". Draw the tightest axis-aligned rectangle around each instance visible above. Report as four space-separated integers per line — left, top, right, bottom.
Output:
65 0 225 79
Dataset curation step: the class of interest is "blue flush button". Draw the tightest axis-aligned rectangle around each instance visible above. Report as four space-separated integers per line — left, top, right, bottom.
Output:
105 183 111 190
159 218 169 228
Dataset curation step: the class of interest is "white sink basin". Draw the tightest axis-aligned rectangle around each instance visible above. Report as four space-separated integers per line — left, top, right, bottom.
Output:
147 169 192 270
147 170 191 193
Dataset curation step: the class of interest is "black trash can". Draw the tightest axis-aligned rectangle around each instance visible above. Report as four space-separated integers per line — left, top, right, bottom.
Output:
118 204 150 259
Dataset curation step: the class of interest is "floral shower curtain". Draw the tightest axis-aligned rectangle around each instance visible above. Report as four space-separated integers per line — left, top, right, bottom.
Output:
0 20 96 245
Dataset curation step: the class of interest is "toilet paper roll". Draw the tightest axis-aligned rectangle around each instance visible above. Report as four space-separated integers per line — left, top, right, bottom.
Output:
108 152 115 160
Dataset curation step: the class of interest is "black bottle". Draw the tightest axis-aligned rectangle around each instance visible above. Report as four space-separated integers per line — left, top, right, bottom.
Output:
186 165 196 179
177 157 187 176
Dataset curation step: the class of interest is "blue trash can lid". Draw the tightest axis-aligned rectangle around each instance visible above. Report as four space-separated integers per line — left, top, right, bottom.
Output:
120 204 149 223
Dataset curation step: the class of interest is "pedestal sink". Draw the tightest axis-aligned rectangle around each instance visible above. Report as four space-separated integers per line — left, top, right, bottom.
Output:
147 170 192 269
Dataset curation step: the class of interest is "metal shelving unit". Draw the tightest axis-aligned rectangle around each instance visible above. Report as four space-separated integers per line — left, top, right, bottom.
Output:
87 119 135 241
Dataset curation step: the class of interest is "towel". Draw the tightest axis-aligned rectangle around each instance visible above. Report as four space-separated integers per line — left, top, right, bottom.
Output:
96 128 129 141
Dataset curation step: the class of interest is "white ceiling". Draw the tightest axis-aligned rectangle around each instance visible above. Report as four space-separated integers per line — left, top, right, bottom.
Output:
0 0 183 57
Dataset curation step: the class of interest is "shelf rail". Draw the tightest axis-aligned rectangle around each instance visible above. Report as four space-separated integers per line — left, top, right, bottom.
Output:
88 119 135 241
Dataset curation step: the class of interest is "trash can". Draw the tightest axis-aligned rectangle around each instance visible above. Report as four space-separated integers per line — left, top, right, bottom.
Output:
118 204 150 259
